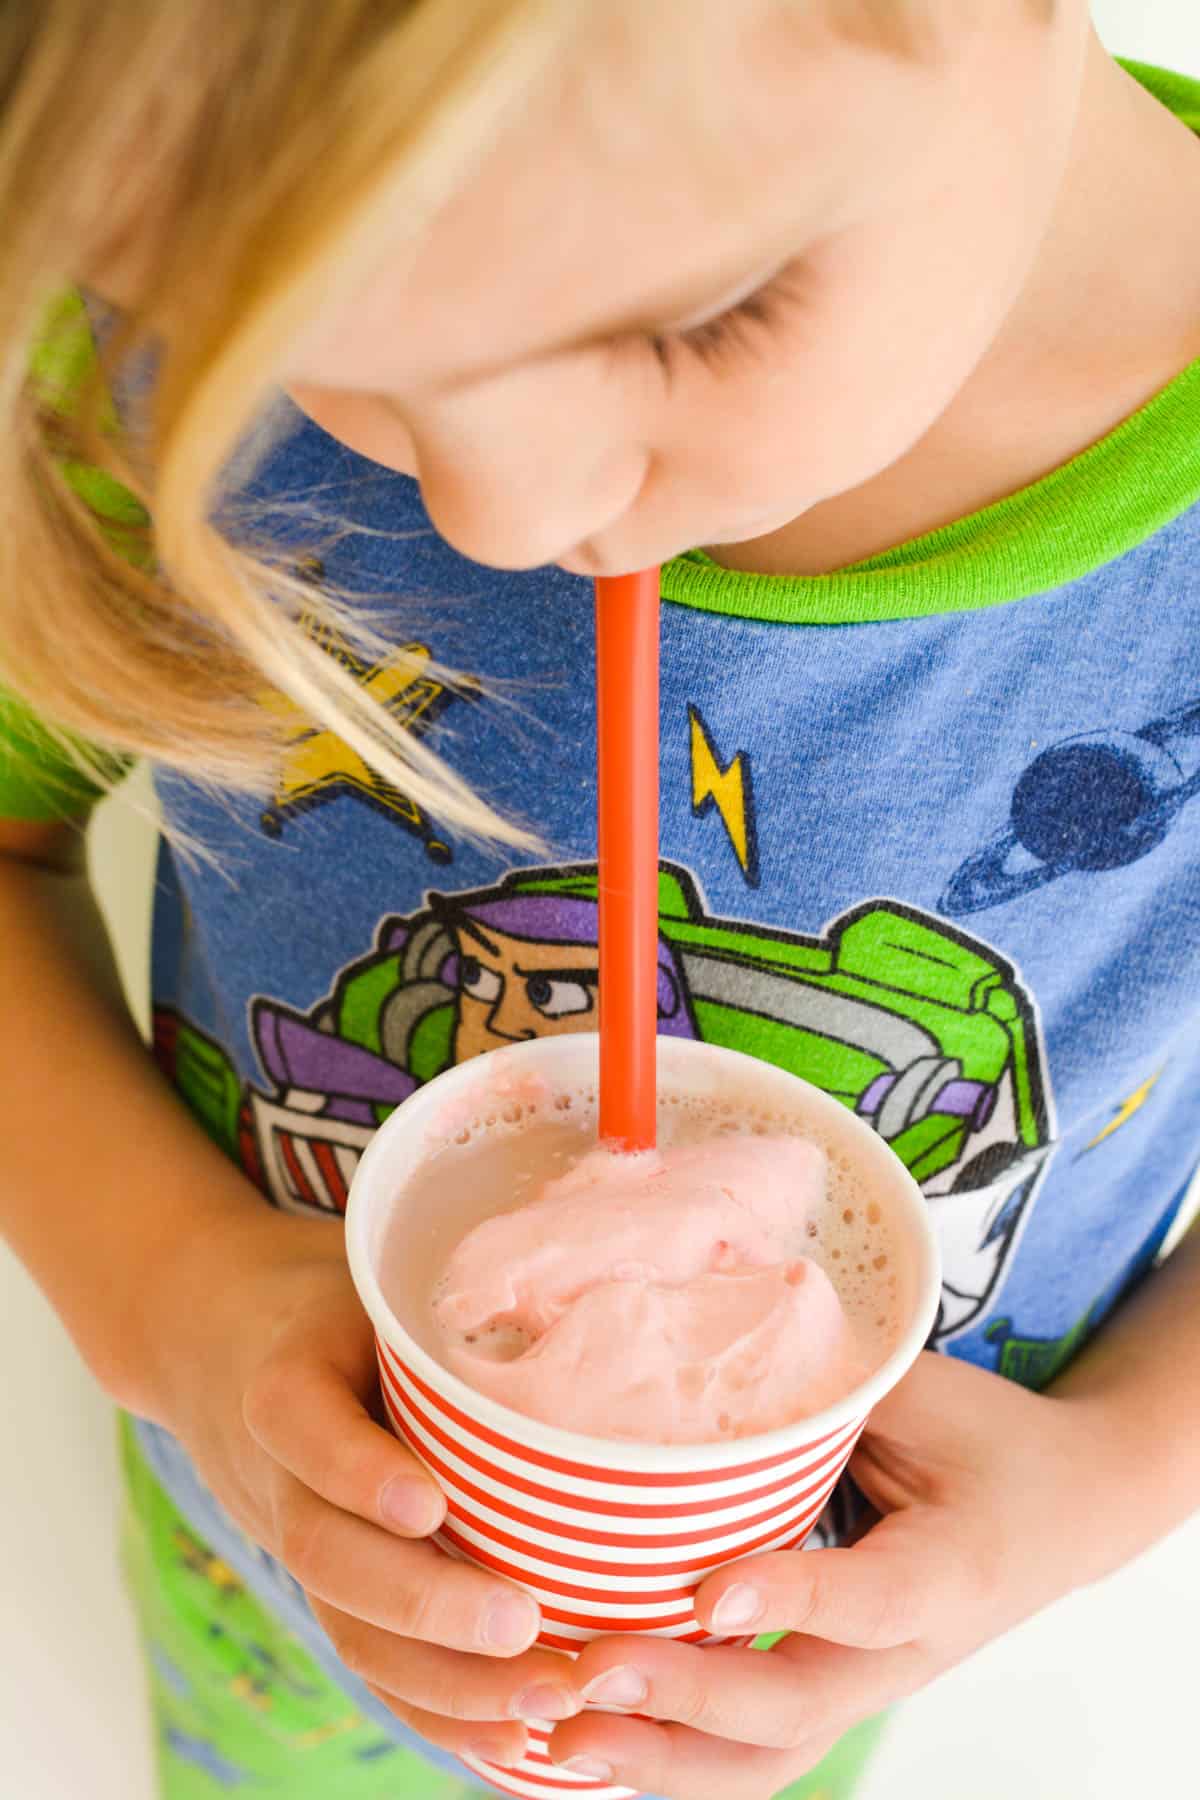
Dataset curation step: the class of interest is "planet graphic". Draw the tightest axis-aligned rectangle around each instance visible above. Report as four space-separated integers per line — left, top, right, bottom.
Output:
941 699 1200 915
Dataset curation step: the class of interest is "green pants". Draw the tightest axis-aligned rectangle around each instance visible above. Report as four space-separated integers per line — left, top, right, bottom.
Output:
119 1419 884 1799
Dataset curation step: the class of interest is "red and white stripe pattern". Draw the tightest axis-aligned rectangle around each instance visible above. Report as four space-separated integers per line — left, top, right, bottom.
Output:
246 1092 372 1216
377 1337 865 1800
462 1719 638 1800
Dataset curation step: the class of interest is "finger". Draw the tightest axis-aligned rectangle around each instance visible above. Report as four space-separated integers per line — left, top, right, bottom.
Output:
245 1351 445 1537
274 1480 540 1654
548 1714 825 1800
574 1631 930 1756
572 1637 812 1751
364 1684 528 1770
769 1631 930 1733
311 1597 583 1724
696 1508 964 1649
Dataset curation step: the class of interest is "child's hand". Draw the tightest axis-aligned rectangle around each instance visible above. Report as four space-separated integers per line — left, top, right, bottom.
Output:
142 1205 584 1767
550 1353 1109 1799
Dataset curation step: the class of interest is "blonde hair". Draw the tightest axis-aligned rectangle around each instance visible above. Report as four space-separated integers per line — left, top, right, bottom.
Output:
0 0 581 843
0 0 1050 842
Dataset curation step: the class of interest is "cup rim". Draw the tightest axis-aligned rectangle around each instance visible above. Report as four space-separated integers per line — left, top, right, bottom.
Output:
345 1033 942 1473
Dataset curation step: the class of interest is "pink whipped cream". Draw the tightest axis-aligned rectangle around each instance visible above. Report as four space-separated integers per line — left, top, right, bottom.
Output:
432 1135 869 1443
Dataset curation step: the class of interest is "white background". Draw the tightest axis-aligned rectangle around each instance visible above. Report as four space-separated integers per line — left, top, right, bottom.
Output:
3 4 1199 1795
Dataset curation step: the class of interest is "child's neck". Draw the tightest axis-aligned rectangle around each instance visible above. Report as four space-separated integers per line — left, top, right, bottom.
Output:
712 36 1200 580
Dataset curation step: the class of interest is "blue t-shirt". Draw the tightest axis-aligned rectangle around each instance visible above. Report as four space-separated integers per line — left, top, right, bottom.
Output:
144 400 1200 1389
118 360 1200 1713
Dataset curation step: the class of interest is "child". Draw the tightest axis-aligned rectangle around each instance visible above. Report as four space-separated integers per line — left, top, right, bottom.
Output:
3 3 1200 1797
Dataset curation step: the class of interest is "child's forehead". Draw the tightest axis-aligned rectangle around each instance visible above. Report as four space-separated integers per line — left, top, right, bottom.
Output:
292 3 928 395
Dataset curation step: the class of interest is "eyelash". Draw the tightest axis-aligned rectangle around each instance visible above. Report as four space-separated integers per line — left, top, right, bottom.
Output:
643 271 796 376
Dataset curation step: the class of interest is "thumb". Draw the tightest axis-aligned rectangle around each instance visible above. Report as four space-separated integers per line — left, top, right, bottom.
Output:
695 1506 964 1650
244 1350 446 1538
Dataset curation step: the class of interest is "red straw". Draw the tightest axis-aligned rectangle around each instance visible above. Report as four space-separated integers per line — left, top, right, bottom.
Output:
595 567 661 1151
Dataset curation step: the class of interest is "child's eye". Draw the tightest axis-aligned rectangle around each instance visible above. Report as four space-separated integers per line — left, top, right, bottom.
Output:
643 270 797 377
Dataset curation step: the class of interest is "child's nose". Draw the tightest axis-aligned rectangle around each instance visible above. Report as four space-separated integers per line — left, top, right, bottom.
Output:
421 442 647 571
406 375 651 571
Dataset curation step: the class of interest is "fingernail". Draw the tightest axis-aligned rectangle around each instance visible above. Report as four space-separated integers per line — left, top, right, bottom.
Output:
511 1682 579 1724
581 1665 648 1710
380 1477 440 1535
483 1590 540 1651
560 1756 615 1781
710 1582 764 1634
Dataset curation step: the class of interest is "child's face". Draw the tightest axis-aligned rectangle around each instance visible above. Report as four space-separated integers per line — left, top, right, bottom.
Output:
289 0 1086 574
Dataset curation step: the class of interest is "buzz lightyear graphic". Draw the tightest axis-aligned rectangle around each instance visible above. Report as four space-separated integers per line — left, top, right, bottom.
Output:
153 863 1056 1346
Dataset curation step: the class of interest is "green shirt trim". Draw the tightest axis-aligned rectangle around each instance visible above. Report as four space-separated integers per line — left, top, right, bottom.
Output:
0 289 141 822
0 689 106 820
661 59 1200 625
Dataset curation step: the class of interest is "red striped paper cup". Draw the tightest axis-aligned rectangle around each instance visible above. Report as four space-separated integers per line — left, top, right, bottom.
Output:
346 1035 940 1800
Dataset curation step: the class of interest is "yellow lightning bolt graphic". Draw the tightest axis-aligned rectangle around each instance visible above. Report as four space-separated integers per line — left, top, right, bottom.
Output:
1081 1068 1163 1153
689 706 757 881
